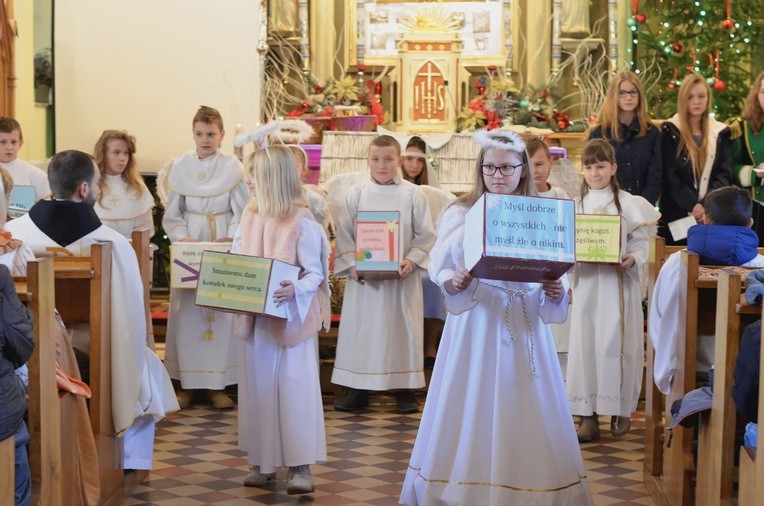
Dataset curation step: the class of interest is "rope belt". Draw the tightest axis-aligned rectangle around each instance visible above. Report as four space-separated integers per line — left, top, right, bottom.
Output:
185 210 228 240
479 281 537 377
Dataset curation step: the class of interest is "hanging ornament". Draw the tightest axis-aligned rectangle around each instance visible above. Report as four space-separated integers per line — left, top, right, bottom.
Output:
668 69 679 90
477 85 486 96
722 0 734 30
519 99 529 109
374 82 382 95
632 1 647 24
713 80 726 92
706 77 715 85
668 82 677 90
672 43 683 53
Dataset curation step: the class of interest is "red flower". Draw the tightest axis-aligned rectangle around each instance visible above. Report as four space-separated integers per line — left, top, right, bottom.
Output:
320 107 335 118
485 111 501 130
287 102 310 117
467 98 486 112
369 94 385 125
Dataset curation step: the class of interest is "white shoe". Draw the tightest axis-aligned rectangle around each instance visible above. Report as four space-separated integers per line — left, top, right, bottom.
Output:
243 465 275 487
287 465 315 495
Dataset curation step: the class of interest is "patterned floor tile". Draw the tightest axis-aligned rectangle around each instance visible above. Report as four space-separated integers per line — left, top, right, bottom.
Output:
129 399 653 505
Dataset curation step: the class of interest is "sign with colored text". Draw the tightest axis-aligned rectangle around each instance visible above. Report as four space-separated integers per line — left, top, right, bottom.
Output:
194 251 300 319
464 194 575 282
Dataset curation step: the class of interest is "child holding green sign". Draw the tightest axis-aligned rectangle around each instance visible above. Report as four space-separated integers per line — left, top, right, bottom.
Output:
566 139 660 442
233 144 330 495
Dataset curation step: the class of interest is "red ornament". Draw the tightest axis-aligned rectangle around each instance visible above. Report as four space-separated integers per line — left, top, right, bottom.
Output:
668 82 676 90
635 13 647 24
476 85 486 95
672 43 683 53
713 80 726 92
721 18 734 30
558 120 567 130
374 82 382 95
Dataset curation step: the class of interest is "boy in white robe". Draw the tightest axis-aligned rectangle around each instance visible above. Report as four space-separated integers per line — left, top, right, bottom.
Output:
160 106 249 409
331 134 435 413
6 149 178 470
0 116 51 203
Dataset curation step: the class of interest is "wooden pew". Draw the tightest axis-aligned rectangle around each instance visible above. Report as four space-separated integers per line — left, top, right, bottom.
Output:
0 435 14 505
645 250 720 505
646 245 764 506
645 237 683 481
51 242 147 504
20 258 64 505
3 258 63 505
696 269 760 506
130 229 154 350
737 302 764 505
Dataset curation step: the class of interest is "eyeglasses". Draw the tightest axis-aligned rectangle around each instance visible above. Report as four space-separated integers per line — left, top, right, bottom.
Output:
618 90 639 98
481 163 522 177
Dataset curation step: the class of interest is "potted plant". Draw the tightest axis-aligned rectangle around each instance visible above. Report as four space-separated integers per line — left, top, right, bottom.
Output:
34 48 53 103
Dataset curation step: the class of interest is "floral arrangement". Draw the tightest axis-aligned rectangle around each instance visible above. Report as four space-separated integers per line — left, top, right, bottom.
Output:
288 67 386 127
457 70 585 133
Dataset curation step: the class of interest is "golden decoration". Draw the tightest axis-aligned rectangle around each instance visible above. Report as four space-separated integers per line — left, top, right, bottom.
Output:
399 6 462 32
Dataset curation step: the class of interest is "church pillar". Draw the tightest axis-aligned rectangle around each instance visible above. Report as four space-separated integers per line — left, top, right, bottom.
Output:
520 0 551 87
309 0 336 80
617 0 632 69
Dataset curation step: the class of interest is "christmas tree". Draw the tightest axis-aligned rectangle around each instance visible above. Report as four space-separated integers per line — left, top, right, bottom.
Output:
633 0 760 120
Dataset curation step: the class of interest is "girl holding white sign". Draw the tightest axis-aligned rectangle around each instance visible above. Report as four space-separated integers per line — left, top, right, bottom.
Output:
233 145 330 496
401 129 593 506
566 139 660 442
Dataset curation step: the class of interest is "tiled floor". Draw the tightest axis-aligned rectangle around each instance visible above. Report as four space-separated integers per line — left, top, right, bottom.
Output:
126 393 652 505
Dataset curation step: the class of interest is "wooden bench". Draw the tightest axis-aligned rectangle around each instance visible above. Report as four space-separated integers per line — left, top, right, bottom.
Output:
646 249 731 505
646 241 764 506
3 258 62 505
696 269 760 505
0 434 13 505
644 236 683 484
48 242 146 503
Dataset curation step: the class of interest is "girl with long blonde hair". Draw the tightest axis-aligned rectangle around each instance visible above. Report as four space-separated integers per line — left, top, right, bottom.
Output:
235 145 330 496
659 73 733 244
589 71 662 204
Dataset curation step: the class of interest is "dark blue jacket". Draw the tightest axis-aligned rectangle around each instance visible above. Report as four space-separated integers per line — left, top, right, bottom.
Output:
686 224 759 266
589 120 662 204
733 319 760 423
0 265 35 442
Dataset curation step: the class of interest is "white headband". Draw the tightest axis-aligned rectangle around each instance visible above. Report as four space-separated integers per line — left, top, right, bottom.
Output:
472 129 526 153
234 119 315 148
402 150 426 159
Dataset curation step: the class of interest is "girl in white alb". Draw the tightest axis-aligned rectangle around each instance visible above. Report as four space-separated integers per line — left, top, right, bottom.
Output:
401 130 592 506
566 139 660 442
93 130 155 238
233 144 330 495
